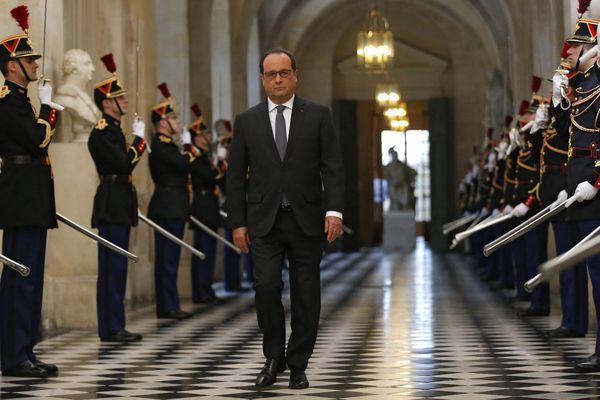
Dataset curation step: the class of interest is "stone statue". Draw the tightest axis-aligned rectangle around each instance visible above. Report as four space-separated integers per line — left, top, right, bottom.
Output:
383 147 417 211
54 49 101 142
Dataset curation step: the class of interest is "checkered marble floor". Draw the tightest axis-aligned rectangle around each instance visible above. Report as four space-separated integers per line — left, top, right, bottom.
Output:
3 239 600 399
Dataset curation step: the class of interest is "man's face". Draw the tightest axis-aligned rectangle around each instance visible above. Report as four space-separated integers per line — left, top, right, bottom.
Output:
261 53 297 103
166 115 180 134
565 43 583 68
115 95 128 115
12 57 39 82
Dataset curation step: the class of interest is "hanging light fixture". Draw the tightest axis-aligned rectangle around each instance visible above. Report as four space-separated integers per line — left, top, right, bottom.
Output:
356 5 394 71
376 83 400 108
383 101 408 119
390 115 410 132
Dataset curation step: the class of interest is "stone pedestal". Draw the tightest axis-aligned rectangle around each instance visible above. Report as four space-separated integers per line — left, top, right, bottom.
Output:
383 211 417 253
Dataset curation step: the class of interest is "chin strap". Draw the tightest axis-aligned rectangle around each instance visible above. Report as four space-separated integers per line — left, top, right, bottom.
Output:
16 59 33 82
166 119 176 135
574 46 584 72
112 98 124 116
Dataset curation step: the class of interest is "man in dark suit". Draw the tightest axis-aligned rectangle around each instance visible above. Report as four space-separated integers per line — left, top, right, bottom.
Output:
88 53 147 342
0 5 61 378
227 48 344 389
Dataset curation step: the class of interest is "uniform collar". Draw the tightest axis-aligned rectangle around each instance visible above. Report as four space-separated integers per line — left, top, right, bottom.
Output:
4 80 27 96
102 113 121 128
267 94 295 112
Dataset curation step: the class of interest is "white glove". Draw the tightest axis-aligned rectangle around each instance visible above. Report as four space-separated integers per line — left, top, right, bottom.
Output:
549 189 568 209
181 127 192 145
217 144 227 159
520 120 534 133
566 181 599 207
491 208 501 217
37 80 64 110
495 141 508 160
510 202 530 218
479 207 490 218
132 117 145 139
552 71 568 107
532 104 548 132
503 205 513 214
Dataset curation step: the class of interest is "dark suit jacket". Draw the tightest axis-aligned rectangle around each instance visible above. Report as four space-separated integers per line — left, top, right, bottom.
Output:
227 96 344 238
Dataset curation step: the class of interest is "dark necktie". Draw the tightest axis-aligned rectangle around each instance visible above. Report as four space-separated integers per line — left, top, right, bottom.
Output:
275 105 287 160
275 105 290 205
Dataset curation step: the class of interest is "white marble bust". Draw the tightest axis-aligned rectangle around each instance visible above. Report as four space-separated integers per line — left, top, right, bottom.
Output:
54 49 101 142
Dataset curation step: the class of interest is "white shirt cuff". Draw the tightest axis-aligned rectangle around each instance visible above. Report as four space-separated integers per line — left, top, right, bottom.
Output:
326 211 343 220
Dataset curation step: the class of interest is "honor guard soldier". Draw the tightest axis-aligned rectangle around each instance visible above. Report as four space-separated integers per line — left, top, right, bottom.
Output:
148 83 195 319
0 5 61 377
543 45 589 338
188 104 224 304
510 80 551 317
503 102 530 301
88 53 147 342
217 120 251 292
490 118 515 291
560 10 600 371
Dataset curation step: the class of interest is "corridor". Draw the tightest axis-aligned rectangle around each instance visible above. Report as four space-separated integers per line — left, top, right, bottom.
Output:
1 240 600 399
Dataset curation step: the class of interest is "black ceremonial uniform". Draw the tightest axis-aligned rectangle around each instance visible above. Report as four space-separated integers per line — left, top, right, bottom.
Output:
189 150 222 302
148 132 193 316
541 101 588 336
89 114 145 227
0 80 57 229
0 80 59 373
88 112 146 340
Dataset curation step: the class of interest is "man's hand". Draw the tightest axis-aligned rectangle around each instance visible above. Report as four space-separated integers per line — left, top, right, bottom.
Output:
324 216 342 243
232 227 250 254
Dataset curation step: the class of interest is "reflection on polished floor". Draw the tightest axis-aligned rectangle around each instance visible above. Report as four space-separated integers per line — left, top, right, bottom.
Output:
3 239 600 399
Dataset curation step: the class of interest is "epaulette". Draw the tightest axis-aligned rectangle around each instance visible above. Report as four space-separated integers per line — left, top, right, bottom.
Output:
96 118 107 130
0 85 10 99
159 135 172 143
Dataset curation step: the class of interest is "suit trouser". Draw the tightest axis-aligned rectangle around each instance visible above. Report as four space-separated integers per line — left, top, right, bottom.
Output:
154 219 184 315
223 228 242 290
553 221 588 334
0 226 46 371
244 253 254 284
574 220 600 353
494 223 514 289
97 224 130 338
511 234 531 301
250 209 323 371
191 230 217 301
526 222 549 313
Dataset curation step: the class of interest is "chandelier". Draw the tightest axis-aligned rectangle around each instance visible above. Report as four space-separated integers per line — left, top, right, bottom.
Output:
356 6 394 71
385 101 409 131
375 83 400 108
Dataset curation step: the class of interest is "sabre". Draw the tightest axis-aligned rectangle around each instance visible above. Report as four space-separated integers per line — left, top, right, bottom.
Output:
138 210 206 260
525 225 600 292
443 214 477 235
41 0 48 79
482 195 580 256
56 213 139 262
190 216 241 254
0 253 30 277
133 18 150 153
450 213 512 250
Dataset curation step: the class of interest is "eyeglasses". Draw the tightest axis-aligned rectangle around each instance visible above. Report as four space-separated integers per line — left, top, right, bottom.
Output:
262 69 293 80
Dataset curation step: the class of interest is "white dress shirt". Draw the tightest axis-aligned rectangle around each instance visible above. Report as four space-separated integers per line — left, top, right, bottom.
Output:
266 95 343 221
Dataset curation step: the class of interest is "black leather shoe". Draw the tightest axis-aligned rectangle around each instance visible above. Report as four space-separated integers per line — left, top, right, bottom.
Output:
289 369 309 389
225 286 250 293
194 294 225 305
32 359 59 375
575 354 600 372
256 357 286 387
516 307 549 317
157 309 193 319
546 326 585 338
2 360 48 378
100 329 143 342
